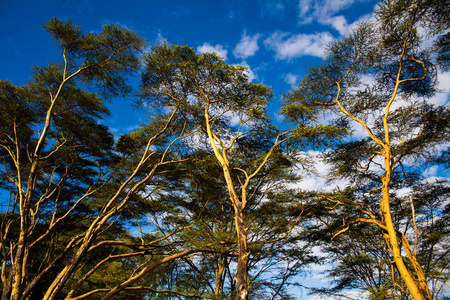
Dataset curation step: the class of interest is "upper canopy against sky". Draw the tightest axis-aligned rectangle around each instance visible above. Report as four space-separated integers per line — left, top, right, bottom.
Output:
0 0 387 134
1 1 449 298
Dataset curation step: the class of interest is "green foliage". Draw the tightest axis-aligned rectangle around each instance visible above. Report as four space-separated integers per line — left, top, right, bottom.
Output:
43 18 145 97
2 2 448 299
282 0 450 299
139 152 315 300
140 43 273 133
0 17 150 300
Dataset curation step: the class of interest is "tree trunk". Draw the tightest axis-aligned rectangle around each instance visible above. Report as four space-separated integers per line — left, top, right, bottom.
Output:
381 154 431 300
234 205 249 300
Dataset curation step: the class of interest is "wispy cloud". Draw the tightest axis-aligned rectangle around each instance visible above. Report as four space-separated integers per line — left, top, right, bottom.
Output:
297 0 374 35
431 71 450 106
156 32 168 44
284 150 349 192
234 32 261 59
197 43 228 60
298 0 314 23
235 61 256 82
300 0 355 19
284 73 299 87
264 31 333 59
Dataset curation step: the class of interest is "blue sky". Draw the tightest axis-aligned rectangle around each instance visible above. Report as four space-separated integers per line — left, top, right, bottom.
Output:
1 0 380 136
2 1 449 298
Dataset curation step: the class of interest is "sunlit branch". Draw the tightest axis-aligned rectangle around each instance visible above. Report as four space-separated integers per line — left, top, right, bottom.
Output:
29 178 107 248
331 217 387 240
335 81 385 147
69 286 206 300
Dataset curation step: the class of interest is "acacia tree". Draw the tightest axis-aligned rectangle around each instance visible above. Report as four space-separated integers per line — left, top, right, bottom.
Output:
139 43 332 300
0 18 142 299
0 19 214 300
282 0 450 299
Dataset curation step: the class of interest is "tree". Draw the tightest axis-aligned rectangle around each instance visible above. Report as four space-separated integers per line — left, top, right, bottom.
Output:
282 0 450 299
1 16 142 298
0 18 215 300
139 43 326 300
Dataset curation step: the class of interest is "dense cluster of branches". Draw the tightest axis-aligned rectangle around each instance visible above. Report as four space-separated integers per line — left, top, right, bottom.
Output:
0 0 449 299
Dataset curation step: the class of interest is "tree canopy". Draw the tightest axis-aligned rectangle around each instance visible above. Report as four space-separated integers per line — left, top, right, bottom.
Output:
1 1 449 299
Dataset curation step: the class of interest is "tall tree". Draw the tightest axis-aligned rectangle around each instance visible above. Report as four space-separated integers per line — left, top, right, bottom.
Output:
282 0 450 299
0 17 145 299
140 43 325 300
0 19 212 300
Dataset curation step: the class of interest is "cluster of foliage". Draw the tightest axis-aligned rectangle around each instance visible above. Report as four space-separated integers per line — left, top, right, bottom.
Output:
0 0 449 299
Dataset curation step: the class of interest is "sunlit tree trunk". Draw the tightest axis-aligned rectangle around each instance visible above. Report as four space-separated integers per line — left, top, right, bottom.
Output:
234 205 249 300
205 104 250 300
381 148 431 300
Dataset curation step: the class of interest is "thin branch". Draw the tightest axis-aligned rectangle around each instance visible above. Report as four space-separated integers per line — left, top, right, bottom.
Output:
409 195 418 257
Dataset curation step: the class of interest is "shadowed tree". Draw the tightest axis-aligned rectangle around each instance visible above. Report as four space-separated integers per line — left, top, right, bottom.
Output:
0 19 214 300
140 150 317 300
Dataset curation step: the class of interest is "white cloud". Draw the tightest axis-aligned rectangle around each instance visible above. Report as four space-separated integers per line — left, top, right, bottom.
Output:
234 32 261 59
274 111 285 123
322 15 349 35
430 71 450 106
289 150 350 192
396 187 413 197
156 32 168 44
297 175 328 191
297 0 374 35
284 73 299 87
345 116 372 140
423 166 439 178
223 110 242 127
298 0 354 22
197 43 228 60
235 61 256 82
298 0 314 23
264 31 334 59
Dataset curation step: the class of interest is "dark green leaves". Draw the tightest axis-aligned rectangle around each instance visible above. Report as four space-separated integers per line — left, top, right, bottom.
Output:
44 17 145 98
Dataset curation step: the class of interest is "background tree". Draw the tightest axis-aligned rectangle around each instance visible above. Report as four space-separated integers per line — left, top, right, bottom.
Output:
282 0 450 299
305 180 450 300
